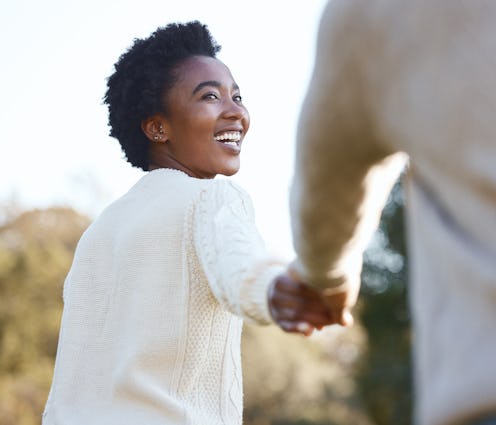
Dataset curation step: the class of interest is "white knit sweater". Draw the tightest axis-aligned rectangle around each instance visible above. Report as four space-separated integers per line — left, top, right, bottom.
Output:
43 169 283 425
291 1 496 424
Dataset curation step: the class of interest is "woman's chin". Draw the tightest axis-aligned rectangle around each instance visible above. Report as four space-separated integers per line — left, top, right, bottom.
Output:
222 169 239 177
218 160 240 177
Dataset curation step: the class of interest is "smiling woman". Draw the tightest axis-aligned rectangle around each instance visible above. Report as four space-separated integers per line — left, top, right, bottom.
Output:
41 20 338 425
143 55 250 178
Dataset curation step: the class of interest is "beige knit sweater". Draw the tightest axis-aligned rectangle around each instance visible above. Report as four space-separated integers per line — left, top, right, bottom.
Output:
43 169 283 425
290 1 496 424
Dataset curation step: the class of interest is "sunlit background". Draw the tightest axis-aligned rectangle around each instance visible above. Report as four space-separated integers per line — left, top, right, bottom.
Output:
1 0 330 260
0 2 413 424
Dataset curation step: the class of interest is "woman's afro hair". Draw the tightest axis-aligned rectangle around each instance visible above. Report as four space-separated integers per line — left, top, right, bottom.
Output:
103 21 221 170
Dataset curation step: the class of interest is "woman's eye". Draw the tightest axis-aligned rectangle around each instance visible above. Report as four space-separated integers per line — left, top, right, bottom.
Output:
203 93 219 100
233 94 243 103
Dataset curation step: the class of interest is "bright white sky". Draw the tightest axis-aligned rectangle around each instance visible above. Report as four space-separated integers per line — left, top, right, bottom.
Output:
0 0 328 259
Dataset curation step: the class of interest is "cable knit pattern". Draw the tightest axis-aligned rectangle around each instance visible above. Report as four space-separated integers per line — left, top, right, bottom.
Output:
193 180 284 325
42 169 281 425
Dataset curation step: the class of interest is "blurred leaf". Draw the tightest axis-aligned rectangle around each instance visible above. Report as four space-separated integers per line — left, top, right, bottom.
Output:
357 179 412 425
1 184 413 425
0 207 89 424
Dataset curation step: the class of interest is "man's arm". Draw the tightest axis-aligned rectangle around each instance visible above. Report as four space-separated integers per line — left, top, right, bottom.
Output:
290 0 407 316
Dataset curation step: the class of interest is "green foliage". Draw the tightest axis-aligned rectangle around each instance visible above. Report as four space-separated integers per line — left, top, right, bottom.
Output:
242 323 372 425
0 185 412 425
0 208 89 425
242 180 412 425
357 180 412 424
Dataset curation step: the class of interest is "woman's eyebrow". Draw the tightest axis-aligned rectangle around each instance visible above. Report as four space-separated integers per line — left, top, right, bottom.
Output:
192 80 221 94
192 81 240 94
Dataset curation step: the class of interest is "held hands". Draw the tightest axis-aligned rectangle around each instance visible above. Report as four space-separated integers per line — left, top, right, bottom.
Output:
268 272 357 336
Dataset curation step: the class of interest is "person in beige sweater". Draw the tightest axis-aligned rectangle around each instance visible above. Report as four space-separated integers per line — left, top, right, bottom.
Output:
289 1 496 424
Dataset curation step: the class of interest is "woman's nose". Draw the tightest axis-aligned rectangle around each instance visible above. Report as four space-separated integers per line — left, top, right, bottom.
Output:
223 100 248 120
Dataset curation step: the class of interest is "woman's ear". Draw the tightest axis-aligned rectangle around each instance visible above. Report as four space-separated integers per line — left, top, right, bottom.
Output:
141 115 168 143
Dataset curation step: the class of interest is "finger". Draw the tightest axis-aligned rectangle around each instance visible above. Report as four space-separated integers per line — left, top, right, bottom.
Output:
272 307 298 321
274 274 324 299
334 308 354 327
275 305 336 328
273 274 303 294
277 320 314 336
296 322 314 336
290 310 336 327
270 285 331 314
341 309 354 327
271 301 335 326
270 293 332 318
269 291 303 309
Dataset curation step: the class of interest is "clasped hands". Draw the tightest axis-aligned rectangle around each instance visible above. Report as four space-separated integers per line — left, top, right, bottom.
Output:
268 271 358 336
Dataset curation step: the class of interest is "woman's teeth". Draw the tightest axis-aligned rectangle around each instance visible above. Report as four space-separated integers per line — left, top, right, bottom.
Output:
214 132 241 143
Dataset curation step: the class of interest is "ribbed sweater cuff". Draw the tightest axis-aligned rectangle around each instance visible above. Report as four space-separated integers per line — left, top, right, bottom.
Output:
241 262 286 325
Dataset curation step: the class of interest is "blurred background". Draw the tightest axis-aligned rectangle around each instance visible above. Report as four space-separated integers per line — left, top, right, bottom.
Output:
0 1 412 424
0 182 411 425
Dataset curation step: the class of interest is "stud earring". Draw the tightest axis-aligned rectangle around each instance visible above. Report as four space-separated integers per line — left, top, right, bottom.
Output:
153 134 159 141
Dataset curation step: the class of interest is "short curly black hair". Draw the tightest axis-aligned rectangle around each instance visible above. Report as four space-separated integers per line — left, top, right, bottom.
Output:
103 21 221 170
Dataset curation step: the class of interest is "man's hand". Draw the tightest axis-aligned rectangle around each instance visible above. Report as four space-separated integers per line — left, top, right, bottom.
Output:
268 272 336 336
321 287 356 327
268 271 359 336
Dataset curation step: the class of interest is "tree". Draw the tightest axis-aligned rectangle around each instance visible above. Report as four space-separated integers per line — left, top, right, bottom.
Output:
356 180 412 424
242 180 412 425
0 207 89 425
0 188 412 425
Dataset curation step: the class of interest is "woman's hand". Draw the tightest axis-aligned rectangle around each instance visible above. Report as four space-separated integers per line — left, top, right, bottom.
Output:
268 272 335 336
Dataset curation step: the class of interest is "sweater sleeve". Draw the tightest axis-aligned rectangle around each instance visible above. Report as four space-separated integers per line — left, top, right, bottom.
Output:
193 180 285 325
290 0 408 290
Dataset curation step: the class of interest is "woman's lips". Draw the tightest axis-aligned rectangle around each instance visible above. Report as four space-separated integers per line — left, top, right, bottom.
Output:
217 139 241 153
214 130 242 152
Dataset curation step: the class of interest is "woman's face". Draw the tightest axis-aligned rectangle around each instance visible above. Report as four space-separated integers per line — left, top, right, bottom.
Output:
151 55 250 178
